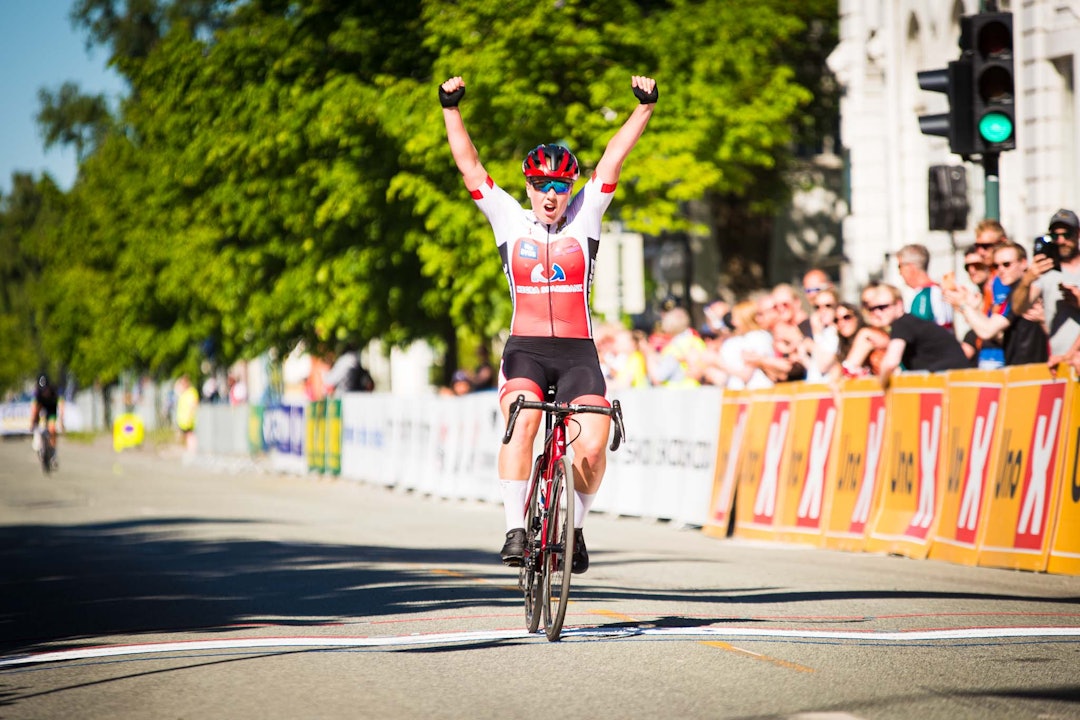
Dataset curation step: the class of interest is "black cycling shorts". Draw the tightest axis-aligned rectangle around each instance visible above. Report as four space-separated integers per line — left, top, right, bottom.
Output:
499 336 607 403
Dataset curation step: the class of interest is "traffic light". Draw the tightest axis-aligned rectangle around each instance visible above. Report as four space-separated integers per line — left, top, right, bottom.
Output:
918 59 975 157
928 165 969 231
968 12 1015 153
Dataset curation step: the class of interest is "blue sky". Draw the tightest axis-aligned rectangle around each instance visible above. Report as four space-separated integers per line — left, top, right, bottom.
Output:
0 0 127 195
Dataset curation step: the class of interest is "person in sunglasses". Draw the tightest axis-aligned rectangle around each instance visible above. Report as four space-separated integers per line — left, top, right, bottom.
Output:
945 242 1048 367
852 283 969 388
1011 208 1080 361
439 74 657 572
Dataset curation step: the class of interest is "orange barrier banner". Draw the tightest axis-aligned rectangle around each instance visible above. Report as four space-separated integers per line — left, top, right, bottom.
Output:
928 370 1006 566
979 365 1071 571
703 390 749 539
822 378 886 552
1048 366 1080 575
734 386 793 541
774 383 837 545
865 374 947 559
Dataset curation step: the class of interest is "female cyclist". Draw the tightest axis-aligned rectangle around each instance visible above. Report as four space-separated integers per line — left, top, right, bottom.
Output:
439 73 657 573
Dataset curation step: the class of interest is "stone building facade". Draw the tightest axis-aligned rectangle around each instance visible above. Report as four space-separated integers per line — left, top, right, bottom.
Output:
828 0 1079 299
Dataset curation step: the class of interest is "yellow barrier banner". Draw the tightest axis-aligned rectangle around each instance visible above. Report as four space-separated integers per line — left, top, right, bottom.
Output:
774 384 837 545
703 390 749 539
822 378 886 552
1048 366 1080 575
308 400 326 473
979 365 1071 571
865 374 947 559
928 369 1006 566
734 386 794 541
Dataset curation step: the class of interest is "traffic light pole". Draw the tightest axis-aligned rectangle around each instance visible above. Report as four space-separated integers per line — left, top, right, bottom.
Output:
983 152 1000 220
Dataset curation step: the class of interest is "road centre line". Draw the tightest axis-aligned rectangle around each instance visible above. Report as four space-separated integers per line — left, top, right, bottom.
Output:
701 641 816 673
3 626 1080 669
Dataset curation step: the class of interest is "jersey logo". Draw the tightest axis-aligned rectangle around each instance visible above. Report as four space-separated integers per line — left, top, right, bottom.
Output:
519 242 538 260
531 263 566 283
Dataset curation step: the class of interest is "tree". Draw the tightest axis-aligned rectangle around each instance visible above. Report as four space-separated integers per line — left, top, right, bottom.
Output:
4 0 837 394
36 83 114 163
0 175 59 390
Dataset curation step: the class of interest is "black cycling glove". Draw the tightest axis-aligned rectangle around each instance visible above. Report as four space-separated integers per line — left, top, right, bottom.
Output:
632 81 659 105
439 84 465 108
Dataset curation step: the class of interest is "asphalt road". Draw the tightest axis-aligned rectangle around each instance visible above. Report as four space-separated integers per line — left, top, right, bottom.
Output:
1 436 1078 720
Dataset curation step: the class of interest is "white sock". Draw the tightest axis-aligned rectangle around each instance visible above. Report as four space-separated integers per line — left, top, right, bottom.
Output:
574 490 597 529
499 479 528 532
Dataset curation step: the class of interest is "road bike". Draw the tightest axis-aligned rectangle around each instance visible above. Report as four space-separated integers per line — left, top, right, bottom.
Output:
502 391 625 641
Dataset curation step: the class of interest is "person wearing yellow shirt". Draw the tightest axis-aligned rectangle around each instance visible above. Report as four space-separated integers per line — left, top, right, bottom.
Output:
175 375 200 453
606 328 651 390
647 307 706 387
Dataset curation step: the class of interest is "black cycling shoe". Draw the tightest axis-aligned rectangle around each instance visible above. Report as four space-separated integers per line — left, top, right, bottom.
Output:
500 528 526 567
571 528 588 574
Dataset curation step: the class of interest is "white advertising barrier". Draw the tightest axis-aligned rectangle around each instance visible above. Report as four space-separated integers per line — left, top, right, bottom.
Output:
340 393 394 486
0 402 33 435
384 396 415 489
403 396 439 496
600 386 723 526
336 387 720 527
434 392 502 502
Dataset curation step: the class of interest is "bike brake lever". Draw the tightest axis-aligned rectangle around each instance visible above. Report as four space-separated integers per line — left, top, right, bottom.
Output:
609 400 625 451
502 394 526 444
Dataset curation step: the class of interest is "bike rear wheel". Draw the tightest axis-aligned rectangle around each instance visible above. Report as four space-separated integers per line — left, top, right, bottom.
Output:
542 456 575 641
39 432 53 475
521 462 543 634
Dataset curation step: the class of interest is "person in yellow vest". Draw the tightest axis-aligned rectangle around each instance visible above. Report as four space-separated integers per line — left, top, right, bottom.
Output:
647 307 706 387
606 328 651 390
175 375 199 453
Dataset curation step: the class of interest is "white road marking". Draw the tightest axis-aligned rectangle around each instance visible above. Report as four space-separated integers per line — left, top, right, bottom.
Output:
2 625 1079 668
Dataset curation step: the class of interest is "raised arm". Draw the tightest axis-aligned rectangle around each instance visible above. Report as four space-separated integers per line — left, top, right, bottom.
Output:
1010 254 1053 315
439 76 488 192
594 75 657 186
945 286 1009 341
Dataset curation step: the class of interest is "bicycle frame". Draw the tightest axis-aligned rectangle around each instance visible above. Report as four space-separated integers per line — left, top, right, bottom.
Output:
503 393 625 640
530 406 568 561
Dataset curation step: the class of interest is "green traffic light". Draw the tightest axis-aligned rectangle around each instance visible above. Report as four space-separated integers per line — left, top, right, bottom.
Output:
979 111 1013 144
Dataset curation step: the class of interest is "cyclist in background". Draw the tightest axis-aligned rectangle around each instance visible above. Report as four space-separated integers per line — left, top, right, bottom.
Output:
439 73 657 573
30 374 63 465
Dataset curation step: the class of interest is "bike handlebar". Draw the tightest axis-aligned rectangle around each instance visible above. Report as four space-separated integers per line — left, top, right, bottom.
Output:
501 395 626 451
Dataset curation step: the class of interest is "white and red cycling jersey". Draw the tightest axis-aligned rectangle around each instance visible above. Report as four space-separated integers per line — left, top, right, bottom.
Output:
470 173 616 339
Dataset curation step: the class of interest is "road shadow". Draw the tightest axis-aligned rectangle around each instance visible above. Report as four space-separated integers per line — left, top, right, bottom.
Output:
0 517 516 656
1 517 1077 659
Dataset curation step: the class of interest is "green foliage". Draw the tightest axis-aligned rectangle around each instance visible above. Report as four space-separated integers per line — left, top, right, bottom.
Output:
36 82 114 162
0 0 837 393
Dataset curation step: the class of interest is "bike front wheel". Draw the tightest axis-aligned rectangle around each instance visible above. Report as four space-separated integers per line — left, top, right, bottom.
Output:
542 456 575 641
39 433 54 475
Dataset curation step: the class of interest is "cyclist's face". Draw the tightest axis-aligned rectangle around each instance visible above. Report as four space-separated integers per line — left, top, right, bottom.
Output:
526 178 572 225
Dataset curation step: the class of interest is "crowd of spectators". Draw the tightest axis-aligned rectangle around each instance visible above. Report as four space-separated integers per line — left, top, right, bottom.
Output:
591 210 1080 390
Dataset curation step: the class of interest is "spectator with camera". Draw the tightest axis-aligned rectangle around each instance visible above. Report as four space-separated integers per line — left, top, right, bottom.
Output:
1011 209 1080 360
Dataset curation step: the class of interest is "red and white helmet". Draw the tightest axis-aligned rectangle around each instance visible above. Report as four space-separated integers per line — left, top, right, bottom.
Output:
521 143 579 180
